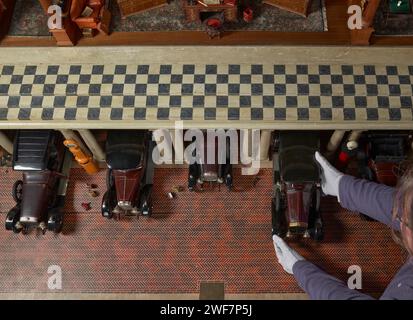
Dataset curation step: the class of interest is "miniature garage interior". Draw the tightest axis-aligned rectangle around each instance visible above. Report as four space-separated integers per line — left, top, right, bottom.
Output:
0 0 412 300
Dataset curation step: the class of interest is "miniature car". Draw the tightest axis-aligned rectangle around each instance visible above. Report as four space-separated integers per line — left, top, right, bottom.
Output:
5 130 71 234
101 130 155 219
358 132 412 187
188 133 233 191
271 131 323 241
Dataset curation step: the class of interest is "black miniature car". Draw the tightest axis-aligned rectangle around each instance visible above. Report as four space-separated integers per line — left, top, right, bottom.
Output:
188 133 233 191
358 132 412 186
101 130 155 219
272 131 323 241
5 130 71 234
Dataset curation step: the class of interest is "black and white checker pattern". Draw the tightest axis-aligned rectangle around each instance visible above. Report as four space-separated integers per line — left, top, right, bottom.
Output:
0 64 412 124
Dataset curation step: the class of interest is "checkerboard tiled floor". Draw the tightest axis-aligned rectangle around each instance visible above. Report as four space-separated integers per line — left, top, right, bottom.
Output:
0 63 412 127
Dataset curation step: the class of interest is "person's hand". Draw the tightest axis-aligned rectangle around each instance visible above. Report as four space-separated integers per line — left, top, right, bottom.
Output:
315 151 344 201
273 235 304 274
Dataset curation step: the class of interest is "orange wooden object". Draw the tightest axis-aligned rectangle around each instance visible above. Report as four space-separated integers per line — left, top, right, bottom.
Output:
64 139 99 175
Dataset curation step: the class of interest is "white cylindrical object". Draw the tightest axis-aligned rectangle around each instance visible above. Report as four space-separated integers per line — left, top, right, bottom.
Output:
0 131 13 154
348 130 363 142
326 130 346 155
77 129 105 162
259 130 272 161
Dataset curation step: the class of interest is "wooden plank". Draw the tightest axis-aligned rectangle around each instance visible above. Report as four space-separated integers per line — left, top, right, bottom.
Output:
263 0 311 17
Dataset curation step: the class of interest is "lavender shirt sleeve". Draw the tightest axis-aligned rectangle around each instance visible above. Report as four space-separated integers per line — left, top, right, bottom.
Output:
292 261 374 300
338 175 399 231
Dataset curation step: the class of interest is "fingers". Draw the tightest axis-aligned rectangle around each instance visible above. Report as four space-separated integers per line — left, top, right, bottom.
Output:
274 244 282 262
315 151 336 173
272 238 283 264
315 151 328 168
273 235 285 256
273 234 289 252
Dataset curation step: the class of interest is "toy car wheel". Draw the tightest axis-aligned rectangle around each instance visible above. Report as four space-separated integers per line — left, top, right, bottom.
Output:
225 174 233 191
140 185 153 216
5 207 21 233
101 190 116 219
47 214 63 233
272 189 287 238
106 169 114 189
141 203 152 216
12 180 23 203
188 174 197 192
311 218 324 241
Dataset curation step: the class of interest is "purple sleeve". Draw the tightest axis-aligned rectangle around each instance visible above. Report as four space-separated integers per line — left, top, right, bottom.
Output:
338 175 399 231
292 261 374 300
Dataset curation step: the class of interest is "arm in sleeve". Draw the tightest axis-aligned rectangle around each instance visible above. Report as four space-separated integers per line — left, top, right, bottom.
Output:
292 260 374 300
338 175 399 230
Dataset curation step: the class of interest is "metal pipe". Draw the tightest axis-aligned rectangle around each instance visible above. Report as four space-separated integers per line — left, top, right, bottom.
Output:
0 131 13 154
348 130 363 142
60 130 89 154
326 130 347 156
260 130 272 161
77 130 105 162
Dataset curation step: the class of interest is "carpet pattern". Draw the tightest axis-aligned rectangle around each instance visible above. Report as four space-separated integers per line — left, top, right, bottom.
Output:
7 0 327 37
0 167 407 297
111 0 328 32
7 0 50 37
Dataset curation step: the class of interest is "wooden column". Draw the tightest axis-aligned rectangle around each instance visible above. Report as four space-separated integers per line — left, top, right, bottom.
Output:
38 0 52 12
349 0 380 45
0 131 13 154
362 0 381 27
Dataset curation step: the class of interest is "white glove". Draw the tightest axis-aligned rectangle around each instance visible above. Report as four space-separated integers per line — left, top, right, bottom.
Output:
273 235 304 275
315 151 344 201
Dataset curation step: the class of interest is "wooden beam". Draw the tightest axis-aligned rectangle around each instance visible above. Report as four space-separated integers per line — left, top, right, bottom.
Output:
362 0 380 27
38 0 52 13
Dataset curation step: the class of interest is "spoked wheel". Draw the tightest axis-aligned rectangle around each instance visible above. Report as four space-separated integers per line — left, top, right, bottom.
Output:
5 207 22 234
12 180 23 203
272 188 287 238
102 189 116 219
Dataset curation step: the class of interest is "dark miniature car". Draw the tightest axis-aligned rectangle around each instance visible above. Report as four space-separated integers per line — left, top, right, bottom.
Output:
272 131 323 241
5 130 71 234
188 133 233 191
358 132 412 187
101 130 155 219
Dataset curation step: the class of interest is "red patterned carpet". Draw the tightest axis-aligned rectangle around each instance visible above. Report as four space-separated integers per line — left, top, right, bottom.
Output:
0 167 407 297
